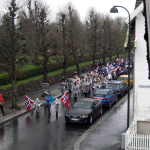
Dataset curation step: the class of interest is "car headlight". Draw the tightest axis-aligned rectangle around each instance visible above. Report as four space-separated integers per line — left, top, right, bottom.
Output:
82 115 88 118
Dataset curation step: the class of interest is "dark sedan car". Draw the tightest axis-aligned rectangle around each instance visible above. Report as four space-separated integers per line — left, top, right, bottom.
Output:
65 98 102 124
91 89 118 108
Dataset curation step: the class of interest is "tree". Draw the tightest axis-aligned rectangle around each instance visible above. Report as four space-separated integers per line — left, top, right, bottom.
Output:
36 4 54 82
113 17 127 58
55 10 69 76
86 8 100 68
67 4 85 74
106 17 114 62
0 0 25 107
19 0 39 63
101 15 110 65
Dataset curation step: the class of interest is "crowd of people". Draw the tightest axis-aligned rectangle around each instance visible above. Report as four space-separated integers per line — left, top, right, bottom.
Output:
65 56 134 101
34 56 134 117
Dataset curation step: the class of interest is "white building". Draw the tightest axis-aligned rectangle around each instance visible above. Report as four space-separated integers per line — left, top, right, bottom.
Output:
125 1 150 149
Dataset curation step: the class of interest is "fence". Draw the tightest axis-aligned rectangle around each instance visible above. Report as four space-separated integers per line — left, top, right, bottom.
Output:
125 120 150 150
126 134 150 150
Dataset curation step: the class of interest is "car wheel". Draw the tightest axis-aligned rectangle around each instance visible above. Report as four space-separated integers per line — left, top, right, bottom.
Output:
121 92 124 97
109 102 112 108
89 115 93 124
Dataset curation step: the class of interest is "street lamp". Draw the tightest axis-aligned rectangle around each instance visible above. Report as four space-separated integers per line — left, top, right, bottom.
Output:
110 6 131 129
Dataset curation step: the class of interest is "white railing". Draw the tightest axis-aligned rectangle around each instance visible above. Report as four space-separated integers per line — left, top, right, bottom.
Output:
126 134 150 150
126 119 137 134
125 120 150 149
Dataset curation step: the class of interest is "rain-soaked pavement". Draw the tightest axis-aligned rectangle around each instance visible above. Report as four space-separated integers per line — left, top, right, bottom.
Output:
0 87 93 150
80 91 134 150
0 83 133 150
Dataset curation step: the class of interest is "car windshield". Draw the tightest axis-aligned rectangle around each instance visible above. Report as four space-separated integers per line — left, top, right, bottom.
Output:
73 102 92 109
94 91 108 96
118 77 128 80
106 83 119 88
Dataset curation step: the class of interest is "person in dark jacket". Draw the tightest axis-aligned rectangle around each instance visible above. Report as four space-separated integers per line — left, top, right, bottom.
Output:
0 93 5 116
45 92 54 116
82 66 85 73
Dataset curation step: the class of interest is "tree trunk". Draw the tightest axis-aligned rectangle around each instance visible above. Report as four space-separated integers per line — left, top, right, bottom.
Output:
63 57 67 77
74 56 80 74
93 55 96 69
43 55 48 82
11 63 17 107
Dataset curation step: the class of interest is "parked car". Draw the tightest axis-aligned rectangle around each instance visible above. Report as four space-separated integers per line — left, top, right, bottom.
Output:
65 98 102 124
91 89 118 108
106 80 128 97
117 75 133 87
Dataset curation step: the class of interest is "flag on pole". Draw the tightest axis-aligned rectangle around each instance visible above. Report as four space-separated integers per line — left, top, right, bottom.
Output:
60 92 69 109
25 96 34 111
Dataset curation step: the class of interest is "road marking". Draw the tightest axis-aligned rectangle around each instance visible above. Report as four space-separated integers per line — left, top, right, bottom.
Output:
74 90 133 150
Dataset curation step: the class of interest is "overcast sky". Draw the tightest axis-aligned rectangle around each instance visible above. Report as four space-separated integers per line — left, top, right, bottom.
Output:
43 0 137 21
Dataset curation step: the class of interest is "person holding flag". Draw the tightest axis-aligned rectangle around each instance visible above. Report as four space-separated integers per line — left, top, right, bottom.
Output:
34 98 41 114
45 92 54 117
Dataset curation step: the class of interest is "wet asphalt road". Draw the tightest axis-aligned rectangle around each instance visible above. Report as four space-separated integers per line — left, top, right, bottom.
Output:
0 85 126 150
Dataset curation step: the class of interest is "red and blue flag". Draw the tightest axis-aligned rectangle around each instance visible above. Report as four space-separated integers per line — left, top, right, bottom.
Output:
25 96 34 111
60 92 69 109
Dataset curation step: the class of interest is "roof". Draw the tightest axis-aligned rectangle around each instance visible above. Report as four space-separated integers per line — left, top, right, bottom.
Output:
125 2 144 23
135 0 143 9
124 2 144 48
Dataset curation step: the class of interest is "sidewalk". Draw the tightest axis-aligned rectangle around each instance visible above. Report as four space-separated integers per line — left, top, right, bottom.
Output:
0 88 62 126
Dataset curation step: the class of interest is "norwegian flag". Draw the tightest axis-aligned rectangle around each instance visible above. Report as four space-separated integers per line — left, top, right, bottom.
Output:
25 96 34 112
60 92 69 109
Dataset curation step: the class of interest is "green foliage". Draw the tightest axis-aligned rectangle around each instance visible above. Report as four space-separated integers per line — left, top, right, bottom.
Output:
0 53 101 85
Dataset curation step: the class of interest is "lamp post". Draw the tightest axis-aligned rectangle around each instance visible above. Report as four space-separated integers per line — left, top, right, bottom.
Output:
110 6 131 129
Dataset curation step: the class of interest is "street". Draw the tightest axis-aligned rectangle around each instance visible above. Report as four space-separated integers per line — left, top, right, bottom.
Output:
0 85 132 150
